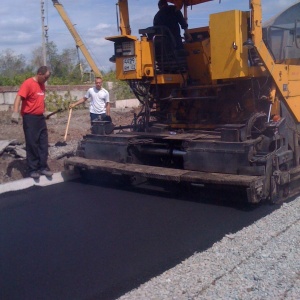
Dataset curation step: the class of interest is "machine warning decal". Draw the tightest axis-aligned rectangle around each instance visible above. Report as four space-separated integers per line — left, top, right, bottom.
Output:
123 57 136 72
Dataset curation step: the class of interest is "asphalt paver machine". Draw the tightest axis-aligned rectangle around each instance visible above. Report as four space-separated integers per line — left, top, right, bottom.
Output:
65 0 300 203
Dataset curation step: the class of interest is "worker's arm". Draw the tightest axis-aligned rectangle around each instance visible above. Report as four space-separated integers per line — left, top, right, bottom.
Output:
176 9 188 30
11 95 22 123
69 97 87 109
13 95 22 112
175 9 192 42
106 102 111 116
184 29 192 42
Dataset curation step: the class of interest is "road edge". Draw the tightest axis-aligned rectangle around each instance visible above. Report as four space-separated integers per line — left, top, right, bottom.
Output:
0 171 80 195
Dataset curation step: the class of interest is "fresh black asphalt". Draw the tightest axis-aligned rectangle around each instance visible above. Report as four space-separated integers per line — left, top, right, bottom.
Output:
0 179 277 300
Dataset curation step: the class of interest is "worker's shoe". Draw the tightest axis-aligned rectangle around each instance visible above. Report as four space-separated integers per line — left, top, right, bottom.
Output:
29 171 40 179
40 168 53 177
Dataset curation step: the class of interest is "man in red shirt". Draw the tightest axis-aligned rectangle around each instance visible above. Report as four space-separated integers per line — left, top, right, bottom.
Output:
11 66 52 179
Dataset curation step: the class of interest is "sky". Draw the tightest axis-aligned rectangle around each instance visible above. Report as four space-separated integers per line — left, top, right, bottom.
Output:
0 0 298 73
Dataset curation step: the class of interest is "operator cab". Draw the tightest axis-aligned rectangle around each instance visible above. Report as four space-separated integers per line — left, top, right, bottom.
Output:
139 26 188 74
263 2 300 64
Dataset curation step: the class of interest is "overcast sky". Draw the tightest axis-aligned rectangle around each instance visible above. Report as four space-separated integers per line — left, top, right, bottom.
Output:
0 0 297 72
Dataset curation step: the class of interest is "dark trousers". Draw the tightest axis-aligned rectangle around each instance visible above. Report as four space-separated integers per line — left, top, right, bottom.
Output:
22 114 49 173
90 112 106 125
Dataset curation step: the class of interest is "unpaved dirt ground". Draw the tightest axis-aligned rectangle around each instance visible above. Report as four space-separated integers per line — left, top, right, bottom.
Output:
0 108 136 184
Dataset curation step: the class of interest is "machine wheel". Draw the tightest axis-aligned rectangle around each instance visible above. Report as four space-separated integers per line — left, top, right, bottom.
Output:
245 112 267 139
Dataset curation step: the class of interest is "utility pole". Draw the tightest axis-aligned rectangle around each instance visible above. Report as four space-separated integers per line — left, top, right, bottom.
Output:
41 0 47 66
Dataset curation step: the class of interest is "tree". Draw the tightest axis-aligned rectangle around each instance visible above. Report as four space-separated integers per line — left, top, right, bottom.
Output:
30 47 46 68
0 49 29 78
0 42 113 86
51 47 78 77
30 41 84 84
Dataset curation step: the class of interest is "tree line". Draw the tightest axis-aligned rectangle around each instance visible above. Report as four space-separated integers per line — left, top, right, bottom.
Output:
0 42 134 100
0 42 115 86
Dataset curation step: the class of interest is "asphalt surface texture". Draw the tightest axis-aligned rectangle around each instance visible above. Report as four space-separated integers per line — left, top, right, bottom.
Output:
0 177 277 300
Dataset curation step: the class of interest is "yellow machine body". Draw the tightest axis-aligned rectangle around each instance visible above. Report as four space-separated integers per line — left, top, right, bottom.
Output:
210 10 249 80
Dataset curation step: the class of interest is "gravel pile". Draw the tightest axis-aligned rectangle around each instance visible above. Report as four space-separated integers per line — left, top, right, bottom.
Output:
118 198 300 300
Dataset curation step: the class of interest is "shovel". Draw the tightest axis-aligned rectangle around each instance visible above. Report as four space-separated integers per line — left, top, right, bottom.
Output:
64 108 73 142
45 108 63 119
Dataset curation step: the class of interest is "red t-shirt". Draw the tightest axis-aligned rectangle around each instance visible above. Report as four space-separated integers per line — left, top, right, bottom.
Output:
18 78 46 116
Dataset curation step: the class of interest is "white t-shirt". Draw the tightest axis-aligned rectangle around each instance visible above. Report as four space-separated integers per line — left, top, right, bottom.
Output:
85 87 109 114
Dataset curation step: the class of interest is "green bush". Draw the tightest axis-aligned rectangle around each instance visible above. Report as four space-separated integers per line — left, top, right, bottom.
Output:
113 81 134 100
103 71 135 100
45 91 77 112
0 72 34 86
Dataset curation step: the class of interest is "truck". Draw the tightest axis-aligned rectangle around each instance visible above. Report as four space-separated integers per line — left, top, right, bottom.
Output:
65 0 300 204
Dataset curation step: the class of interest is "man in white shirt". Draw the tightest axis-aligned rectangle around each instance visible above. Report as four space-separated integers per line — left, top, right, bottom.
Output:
69 77 110 124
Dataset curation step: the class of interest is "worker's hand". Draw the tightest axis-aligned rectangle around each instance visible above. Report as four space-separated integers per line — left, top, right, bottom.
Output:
11 112 20 124
103 115 112 122
69 103 75 109
44 111 52 119
184 32 193 43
